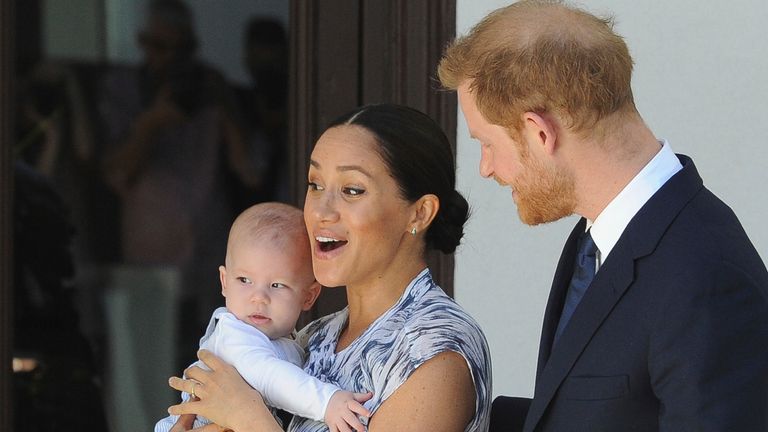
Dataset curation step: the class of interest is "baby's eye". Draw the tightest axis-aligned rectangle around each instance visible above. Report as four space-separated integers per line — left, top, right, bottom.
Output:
307 182 324 191
237 277 252 284
343 187 365 196
270 282 287 289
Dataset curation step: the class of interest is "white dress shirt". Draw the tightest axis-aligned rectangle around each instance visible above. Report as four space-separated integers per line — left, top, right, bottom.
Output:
589 140 683 270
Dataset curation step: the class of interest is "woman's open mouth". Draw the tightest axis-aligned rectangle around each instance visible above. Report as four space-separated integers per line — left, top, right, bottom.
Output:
316 236 348 253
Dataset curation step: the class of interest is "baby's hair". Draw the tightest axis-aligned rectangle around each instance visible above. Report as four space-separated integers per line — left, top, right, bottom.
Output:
227 202 309 256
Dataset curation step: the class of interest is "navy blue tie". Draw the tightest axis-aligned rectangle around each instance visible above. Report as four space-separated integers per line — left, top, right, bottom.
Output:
554 230 598 345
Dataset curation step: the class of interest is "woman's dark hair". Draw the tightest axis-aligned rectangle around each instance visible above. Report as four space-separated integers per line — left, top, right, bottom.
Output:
326 103 470 254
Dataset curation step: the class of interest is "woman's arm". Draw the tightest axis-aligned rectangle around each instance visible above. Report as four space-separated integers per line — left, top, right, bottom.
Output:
168 350 283 432
368 351 475 432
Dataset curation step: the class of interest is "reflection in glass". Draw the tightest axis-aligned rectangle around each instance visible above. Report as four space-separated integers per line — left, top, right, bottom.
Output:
13 0 290 430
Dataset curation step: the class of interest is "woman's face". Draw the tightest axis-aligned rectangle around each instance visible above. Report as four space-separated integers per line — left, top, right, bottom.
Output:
304 125 415 288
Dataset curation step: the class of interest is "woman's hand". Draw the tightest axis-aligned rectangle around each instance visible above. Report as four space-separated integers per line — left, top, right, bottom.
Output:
167 350 283 432
169 413 197 432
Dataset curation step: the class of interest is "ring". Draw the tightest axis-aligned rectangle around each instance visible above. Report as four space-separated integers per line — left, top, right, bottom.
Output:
191 382 198 399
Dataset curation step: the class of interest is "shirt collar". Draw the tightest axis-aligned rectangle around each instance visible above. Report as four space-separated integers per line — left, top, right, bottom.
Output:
588 139 683 264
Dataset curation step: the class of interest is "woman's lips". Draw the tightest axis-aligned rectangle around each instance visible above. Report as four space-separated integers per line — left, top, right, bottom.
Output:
314 235 348 259
314 239 347 259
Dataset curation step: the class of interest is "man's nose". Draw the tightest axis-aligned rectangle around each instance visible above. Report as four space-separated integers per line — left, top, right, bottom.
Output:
479 147 493 178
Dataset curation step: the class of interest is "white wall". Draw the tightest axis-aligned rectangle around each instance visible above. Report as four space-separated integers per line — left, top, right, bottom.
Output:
454 0 768 398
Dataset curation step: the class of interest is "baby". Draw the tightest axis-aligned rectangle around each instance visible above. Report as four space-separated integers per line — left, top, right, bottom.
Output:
155 202 370 432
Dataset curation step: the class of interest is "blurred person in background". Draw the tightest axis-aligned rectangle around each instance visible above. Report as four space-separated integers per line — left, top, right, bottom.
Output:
98 0 258 366
230 16 290 209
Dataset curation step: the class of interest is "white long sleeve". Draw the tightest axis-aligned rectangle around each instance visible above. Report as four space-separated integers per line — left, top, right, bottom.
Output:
203 309 340 421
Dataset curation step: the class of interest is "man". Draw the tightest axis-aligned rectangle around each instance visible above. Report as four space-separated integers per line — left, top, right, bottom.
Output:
98 0 244 377
439 1 768 431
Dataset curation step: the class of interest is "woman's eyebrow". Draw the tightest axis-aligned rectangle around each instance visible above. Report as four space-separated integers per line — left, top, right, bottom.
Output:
337 165 372 178
310 159 372 178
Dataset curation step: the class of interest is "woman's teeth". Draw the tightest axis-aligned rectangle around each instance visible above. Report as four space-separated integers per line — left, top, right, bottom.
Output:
316 236 348 252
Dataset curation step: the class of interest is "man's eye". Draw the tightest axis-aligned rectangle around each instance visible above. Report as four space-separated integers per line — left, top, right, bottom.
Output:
307 182 324 191
270 282 287 289
343 187 365 196
237 277 252 284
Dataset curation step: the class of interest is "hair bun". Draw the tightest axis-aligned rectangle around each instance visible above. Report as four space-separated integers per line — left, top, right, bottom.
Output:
426 189 470 254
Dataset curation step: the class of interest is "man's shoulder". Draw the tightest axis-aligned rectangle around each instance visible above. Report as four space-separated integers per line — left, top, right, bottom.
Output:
616 181 768 295
663 185 754 256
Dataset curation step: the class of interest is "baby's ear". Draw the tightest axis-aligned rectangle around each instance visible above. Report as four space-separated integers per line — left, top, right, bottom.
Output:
302 281 322 311
219 265 227 296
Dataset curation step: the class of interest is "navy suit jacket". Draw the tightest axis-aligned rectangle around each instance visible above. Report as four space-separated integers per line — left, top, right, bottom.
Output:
523 155 768 431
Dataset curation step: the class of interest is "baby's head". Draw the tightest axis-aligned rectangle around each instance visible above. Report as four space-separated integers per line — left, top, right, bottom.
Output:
219 202 320 339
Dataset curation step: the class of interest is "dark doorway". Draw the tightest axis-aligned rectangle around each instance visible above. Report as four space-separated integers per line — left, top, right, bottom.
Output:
288 0 458 320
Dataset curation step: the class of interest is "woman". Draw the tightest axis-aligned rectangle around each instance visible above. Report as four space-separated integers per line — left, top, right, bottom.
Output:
169 104 492 431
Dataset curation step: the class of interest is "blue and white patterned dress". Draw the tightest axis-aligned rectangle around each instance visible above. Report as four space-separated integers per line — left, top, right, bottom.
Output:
288 269 492 432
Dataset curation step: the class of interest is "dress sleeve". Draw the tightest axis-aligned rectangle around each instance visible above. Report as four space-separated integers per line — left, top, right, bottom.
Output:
372 305 492 428
213 315 341 421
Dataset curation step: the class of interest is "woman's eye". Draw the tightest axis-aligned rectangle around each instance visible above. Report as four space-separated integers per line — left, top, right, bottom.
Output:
270 282 287 289
237 277 252 284
343 187 365 196
307 182 324 191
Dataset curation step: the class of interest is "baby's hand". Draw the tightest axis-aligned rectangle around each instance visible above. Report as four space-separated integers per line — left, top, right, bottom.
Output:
324 390 373 432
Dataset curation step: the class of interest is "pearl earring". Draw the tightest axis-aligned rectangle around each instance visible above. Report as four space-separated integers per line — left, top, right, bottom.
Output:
410 227 417 235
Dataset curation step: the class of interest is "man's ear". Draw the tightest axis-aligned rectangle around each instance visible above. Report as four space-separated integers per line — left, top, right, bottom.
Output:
522 111 559 155
408 194 440 235
302 281 322 311
219 265 227 297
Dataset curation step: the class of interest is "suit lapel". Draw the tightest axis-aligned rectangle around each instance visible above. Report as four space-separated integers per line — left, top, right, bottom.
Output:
524 244 636 430
524 155 704 431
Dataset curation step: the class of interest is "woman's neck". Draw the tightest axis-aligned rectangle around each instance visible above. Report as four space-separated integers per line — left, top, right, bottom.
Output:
336 259 427 352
